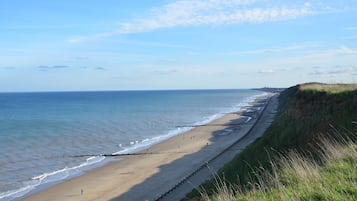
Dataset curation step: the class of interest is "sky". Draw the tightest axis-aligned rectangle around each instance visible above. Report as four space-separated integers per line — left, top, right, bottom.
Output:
1 0 357 92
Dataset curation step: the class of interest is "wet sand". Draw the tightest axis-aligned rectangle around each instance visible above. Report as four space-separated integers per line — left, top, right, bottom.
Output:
22 93 277 201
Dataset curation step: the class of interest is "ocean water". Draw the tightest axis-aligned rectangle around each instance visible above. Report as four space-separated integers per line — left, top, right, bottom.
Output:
0 89 263 200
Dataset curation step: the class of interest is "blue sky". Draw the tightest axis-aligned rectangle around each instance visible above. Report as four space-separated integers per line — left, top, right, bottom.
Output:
1 0 357 91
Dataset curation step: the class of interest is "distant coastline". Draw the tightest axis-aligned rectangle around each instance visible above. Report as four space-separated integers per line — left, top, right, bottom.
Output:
252 87 286 93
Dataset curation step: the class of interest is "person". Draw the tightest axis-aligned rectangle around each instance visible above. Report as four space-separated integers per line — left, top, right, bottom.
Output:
81 189 83 196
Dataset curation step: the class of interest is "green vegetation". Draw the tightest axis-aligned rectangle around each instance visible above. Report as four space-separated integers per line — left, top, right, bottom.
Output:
185 83 357 200
299 82 357 94
203 139 357 201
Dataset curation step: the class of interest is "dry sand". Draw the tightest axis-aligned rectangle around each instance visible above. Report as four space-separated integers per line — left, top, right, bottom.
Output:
22 93 277 201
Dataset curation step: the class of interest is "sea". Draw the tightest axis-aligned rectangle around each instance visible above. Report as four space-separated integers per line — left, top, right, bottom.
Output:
0 89 264 200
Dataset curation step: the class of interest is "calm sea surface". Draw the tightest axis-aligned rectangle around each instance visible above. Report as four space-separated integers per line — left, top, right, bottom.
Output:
0 89 263 200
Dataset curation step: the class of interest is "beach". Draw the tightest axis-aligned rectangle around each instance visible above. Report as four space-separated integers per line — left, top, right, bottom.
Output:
21 93 278 201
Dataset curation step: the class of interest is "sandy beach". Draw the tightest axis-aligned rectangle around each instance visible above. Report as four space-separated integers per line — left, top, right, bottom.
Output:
21 93 278 201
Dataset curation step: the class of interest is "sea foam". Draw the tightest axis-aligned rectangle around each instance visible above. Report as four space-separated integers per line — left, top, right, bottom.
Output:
0 156 105 201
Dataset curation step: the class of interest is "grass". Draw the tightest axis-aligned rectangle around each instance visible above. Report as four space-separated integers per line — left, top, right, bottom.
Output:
202 139 357 201
184 83 357 200
299 82 357 94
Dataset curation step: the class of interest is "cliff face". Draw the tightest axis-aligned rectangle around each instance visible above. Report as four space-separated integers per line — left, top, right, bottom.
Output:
275 83 357 150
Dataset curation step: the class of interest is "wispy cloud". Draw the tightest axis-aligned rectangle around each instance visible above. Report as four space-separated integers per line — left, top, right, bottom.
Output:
151 69 178 75
257 67 290 74
257 69 275 74
309 66 357 76
342 26 357 40
95 67 106 71
69 0 316 43
265 45 357 67
37 65 107 71
339 45 357 54
225 44 315 55
38 65 70 69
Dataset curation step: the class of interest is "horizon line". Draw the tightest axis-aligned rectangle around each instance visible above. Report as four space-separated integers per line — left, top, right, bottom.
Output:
0 87 284 94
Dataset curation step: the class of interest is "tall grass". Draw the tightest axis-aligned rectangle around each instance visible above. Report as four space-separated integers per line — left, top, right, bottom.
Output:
299 82 357 94
203 138 357 201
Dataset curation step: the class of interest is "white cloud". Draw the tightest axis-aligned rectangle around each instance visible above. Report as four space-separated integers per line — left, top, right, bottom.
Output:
339 45 357 54
37 65 70 69
309 66 357 77
257 67 290 74
69 0 316 43
119 3 312 32
261 45 357 67
225 44 314 55
258 69 275 74
151 69 178 75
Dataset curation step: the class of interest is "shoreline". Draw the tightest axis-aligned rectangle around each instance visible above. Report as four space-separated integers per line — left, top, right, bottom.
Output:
159 93 279 200
21 93 275 201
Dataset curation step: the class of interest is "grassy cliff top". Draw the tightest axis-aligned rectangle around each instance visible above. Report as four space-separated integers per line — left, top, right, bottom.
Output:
299 82 357 94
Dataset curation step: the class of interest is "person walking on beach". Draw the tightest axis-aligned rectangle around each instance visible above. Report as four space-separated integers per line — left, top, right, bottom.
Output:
81 189 83 196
